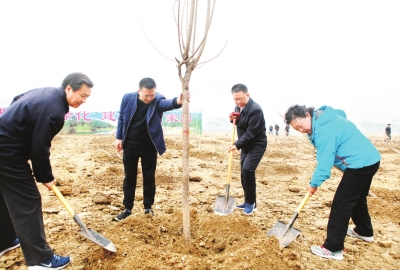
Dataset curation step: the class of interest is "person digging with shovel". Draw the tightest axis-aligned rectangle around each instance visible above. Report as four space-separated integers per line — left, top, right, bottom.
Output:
0 73 93 269
284 104 381 261
228 84 267 215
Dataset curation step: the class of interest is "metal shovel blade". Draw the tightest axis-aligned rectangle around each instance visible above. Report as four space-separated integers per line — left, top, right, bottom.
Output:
214 196 236 216
73 214 117 252
267 221 301 247
78 228 117 253
52 185 117 252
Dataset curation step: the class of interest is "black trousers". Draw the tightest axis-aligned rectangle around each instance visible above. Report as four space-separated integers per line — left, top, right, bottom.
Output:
122 147 158 210
323 161 380 251
0 162 53 265
240 145 266 205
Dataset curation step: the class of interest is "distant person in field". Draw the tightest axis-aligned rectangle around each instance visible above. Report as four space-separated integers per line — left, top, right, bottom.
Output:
385 124 391 141
275 123 279 135
285 124 290 136
268 124 273 135
228 83 267 215
114 77 188 221
284 104 381 261
0 73 93 269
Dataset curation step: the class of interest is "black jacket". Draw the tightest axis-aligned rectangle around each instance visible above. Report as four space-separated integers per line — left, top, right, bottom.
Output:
0 87 69 183
233 98 267 151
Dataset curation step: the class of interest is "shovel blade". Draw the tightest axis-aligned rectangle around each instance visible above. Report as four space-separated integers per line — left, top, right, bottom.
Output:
267 221 301 247
214 196 236 216
78 228 117 253
74 214 117 252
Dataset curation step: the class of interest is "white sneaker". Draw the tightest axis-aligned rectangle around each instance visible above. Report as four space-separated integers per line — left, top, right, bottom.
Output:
310 245 344 261
347 227 374 242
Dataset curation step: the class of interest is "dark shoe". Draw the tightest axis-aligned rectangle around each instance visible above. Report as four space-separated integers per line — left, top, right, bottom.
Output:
243 203 257 215
28 254 71 269
114 209 131 221
236 203 246 209
0 238 20 257
310 245 344 260
144 209 155 216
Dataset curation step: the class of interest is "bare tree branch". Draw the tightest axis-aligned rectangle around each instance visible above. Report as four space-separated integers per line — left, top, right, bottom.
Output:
174 0 184 56
176 59 184 83
183 0 196 59
178 0 216 66
192 4 210 64
193 0 216 65
195 40 228 68
141 21 175 62
191 0 198 55
181 0 188 53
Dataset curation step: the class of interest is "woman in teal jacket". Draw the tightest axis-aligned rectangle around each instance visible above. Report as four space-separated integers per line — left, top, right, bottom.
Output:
284 105 381 261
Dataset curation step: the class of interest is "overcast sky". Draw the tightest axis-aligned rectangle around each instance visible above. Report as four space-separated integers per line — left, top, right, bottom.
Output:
0 0 399 127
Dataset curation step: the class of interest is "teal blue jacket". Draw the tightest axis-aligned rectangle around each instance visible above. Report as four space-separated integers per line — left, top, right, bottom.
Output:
307 106 381 188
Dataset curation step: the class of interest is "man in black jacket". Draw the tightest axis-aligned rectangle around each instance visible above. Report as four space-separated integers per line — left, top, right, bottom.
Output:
0 73 93 269
275 124 280 135
228 84 267 215
285 124 290 136
385 124 391 141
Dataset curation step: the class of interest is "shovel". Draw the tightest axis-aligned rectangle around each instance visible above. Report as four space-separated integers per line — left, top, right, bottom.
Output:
214 118 238 215
52 185 117 252
267 192 310 247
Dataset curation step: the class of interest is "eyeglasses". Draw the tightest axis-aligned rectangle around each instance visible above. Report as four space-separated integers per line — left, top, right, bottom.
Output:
233 97 247 102
140 93 156 99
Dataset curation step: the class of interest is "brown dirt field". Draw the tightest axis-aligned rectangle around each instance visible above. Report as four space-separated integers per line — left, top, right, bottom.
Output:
1 133 399 270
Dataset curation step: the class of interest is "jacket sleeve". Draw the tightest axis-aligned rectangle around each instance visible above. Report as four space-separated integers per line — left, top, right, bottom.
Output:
116 95 127 140
234 109 264 150
158 97 182 112
30 112 64 183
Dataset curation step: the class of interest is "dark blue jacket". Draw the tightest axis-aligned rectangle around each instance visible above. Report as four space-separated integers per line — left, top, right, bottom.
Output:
0 87 69 183
116 92 181 155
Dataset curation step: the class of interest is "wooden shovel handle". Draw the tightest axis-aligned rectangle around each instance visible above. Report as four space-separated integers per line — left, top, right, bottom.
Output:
226 119 236 185
52 185 75 217
295 192 310 214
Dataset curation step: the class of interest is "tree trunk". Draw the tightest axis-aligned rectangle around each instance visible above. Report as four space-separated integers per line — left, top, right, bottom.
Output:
182 67 193 245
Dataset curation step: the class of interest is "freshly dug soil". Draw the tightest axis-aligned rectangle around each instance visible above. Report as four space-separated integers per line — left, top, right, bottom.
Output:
1 134 399 269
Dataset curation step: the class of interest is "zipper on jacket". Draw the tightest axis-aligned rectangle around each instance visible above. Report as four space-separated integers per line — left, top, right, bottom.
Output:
146 104 159 154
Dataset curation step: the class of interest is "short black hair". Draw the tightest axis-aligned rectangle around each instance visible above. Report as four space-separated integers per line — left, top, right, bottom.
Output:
231 83 248 94
284 104 315 125
62 73 93 91
139 78 156 89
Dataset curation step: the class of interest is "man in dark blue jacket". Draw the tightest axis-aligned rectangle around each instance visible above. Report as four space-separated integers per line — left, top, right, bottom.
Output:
228 83 267 215
114 77 185 221
0 73 93 269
